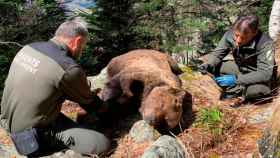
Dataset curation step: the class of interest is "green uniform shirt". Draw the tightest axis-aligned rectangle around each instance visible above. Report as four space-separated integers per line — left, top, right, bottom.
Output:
0 39 102 133
207 30 275 86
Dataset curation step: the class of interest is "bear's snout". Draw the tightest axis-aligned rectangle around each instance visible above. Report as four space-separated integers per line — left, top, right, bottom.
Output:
141 109 163 127
143 115 156 125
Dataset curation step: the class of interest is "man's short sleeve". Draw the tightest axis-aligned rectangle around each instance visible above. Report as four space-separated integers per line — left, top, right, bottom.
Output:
60 65 93 105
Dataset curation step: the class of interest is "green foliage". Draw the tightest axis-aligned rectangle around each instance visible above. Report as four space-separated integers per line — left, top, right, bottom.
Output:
0 0 274 94
195 107 223 129
141 0 165 12
79 0 140 74
81 0 210 72
195 107 224 139
255 0 273 32
82 0 274 68
0 0 65 97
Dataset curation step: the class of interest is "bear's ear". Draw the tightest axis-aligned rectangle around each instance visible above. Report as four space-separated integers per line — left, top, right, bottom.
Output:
168 88 185 98
176 90 186 100
139 105 144 113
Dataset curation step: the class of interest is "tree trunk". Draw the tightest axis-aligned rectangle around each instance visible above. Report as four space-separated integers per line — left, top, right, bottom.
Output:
269 0 280 41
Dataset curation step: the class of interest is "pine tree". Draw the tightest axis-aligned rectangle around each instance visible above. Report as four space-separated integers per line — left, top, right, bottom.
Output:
80 0 140 74
81 0 273 72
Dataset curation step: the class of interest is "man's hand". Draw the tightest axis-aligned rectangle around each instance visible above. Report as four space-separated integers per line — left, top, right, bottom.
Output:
198 63 212 75
214 75 236 87
96 101 110 113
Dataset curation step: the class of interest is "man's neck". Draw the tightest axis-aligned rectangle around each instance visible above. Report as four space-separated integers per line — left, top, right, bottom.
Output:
51 37 74 56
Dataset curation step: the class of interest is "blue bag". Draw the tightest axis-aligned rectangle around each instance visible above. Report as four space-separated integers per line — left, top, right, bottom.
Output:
10 128 39 156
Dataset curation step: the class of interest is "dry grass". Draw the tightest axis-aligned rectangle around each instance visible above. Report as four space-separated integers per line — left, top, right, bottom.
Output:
0 128 13 146
175 72 270 158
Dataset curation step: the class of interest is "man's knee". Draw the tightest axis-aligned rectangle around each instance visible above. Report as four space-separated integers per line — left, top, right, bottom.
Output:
219 60 240 75
62 128 110 154
245 84 271 99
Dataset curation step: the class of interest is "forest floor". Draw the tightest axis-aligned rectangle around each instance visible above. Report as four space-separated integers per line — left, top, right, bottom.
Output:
103 70 277 158
175 71 275 158
0 68 278 158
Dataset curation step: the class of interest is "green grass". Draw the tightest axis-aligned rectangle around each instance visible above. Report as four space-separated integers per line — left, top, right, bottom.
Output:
194 107 224 143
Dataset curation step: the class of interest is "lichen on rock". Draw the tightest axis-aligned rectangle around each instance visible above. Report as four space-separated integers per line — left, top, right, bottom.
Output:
141 135 186 158
129 120 161 143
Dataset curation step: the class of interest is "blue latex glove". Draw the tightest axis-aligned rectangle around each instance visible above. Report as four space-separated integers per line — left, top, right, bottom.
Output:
214 75 236 87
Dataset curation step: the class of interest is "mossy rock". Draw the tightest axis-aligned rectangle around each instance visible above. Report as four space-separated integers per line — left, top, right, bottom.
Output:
129 120 161 143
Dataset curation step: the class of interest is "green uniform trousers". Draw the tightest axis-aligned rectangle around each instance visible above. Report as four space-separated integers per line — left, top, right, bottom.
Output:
217 60 271 100
36 113 110 156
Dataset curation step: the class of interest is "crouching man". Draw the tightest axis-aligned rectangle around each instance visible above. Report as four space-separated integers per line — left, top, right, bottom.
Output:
199 15 276 106
0 20 110 156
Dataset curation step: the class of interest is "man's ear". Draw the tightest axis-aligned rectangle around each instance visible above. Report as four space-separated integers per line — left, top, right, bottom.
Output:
69 36 82 50
74 36 83 49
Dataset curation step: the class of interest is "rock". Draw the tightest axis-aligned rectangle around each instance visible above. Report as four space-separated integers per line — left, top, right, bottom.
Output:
87 67 108 91
257 128 280 158
129 120 161 143
50 151 65 158
141 135 186 158
247 106 274 124
258 102 280 158
62 150 84 158
41 150 84 158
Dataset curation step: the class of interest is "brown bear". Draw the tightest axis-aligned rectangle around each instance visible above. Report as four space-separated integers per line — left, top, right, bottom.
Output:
101 49 186 129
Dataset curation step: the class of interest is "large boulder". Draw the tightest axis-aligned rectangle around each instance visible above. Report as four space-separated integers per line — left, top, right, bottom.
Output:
141 135 186 158
129 120 161 143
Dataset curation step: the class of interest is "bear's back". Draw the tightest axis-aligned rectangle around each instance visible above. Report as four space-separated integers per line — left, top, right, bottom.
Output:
107 49 172 78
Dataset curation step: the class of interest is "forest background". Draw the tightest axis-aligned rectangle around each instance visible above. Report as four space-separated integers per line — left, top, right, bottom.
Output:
0 0 273 99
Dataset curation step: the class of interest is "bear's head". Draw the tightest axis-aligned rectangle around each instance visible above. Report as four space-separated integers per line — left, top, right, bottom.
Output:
139 85 185 129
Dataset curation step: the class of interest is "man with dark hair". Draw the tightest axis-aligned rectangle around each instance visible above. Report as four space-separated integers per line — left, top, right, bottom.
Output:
199 15 276 106
0 19 110 156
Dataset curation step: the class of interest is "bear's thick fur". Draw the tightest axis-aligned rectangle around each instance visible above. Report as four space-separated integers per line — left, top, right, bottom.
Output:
101 49 186 128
